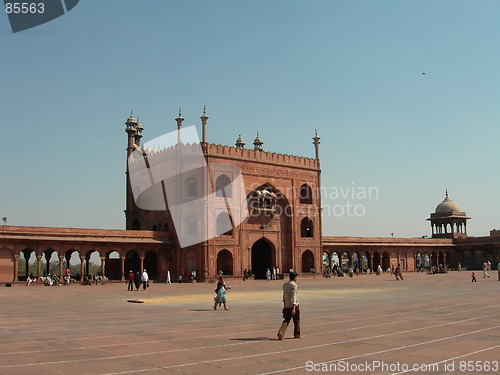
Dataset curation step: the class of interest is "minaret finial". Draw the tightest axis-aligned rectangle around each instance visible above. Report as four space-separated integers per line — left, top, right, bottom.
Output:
253 132 263 151
445 189 448 198
235 134 245 149
200 105 209 144
312 129 321 161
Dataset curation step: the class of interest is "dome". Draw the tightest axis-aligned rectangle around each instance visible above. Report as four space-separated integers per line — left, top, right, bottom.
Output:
435 192 462 213
125 115 137 125
235 135 245 148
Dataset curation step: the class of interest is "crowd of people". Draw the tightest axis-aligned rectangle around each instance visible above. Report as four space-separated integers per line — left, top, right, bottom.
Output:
127 269 149 291
25 268 107 286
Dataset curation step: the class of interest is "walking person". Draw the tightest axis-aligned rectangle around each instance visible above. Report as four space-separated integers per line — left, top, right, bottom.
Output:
213 276 230 310
127 270 134 291
134 271 141 290
277 271 301 340
483 262 489 278
395 264 403 281
141 269 149 290
166 270 171 284
471 272 477 282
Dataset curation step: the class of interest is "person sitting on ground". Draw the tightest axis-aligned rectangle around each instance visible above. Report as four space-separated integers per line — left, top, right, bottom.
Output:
44 274 52 286
52 274 60 285
26 274 35 286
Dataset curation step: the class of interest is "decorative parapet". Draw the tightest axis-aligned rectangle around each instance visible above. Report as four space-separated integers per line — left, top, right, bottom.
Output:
206 143 319 170
127 141 319 171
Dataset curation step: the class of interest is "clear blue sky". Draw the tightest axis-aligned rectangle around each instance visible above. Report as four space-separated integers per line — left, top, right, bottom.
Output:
1 0 498 238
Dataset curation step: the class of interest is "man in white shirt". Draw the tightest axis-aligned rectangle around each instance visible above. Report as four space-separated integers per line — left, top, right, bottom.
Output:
277 272 301 340
141 269 149 290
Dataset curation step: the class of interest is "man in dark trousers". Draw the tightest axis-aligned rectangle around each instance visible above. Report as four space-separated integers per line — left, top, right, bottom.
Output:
277 271 301 340
127 270 134 291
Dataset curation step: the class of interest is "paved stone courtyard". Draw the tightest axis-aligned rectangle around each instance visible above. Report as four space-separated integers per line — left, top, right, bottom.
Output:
0 271 499 375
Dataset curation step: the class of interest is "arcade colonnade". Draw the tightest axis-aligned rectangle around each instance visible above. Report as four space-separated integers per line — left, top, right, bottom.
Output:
321 237 457 272
1 228 499 283
0 227 171 283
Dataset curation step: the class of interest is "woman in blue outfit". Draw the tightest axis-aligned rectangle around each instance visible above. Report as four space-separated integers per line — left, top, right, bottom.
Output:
213 276 230 310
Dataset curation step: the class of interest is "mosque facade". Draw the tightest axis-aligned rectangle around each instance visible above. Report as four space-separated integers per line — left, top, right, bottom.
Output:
0 112 498 283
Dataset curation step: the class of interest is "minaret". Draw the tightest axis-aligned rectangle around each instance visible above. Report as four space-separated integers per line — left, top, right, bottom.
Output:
235 135 245 149
312 129 320 168
125 112 138 157
175 108 184 144
125 112 138 230
200 105 209 143
253 132 263 151
200 106 209 153
134 116 143 147
312 129 320 160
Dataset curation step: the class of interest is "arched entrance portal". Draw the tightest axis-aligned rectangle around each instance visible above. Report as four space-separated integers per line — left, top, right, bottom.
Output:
144 250 157 280
124 251 140 274
251 238 273 279
217 249 233 275
302 250 315 273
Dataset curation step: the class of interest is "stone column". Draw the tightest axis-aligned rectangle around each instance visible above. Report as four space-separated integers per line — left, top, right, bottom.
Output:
36 255 42 279
100 257 105 278
59 255 64 279
80 256 85 281
13 254 19 282
140 256 145 273
120 256 125 281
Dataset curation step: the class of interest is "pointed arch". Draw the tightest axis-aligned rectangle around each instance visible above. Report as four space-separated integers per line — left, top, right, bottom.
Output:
251 238 274 279
299 183 313 204
215 174 232 198
301 217 313 237
217 249 233 275
301 250 315 273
